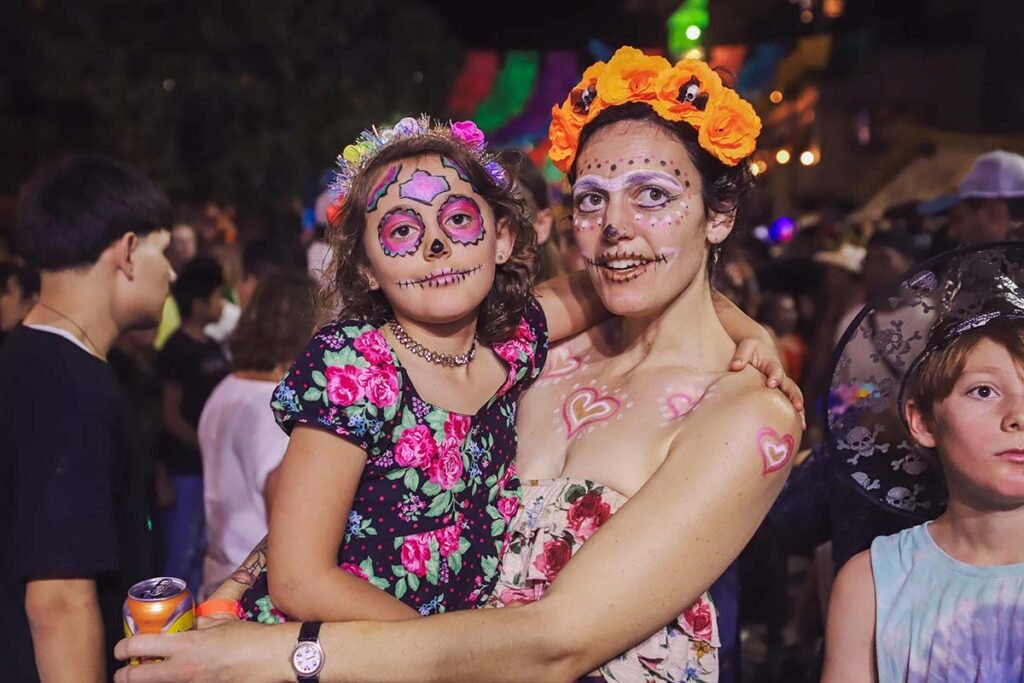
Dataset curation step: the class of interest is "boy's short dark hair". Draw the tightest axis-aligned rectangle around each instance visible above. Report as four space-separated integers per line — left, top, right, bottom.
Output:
172 256 224 319
0 262 40 300
15 155 172 271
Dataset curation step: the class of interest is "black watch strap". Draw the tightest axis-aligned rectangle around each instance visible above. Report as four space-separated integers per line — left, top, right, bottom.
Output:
299 621 322 643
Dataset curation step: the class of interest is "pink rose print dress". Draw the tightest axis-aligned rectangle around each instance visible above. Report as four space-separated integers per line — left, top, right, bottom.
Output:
239 298 547 622
487 479 720 682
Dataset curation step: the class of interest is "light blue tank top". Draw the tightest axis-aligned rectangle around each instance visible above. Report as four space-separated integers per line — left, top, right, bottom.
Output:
871 522 1024 682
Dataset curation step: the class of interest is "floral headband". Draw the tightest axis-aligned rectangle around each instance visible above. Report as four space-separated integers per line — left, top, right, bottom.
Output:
548 46 762 173
325 115 509 226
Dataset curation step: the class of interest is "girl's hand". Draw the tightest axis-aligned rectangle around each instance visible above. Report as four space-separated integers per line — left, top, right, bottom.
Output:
730 338 805 423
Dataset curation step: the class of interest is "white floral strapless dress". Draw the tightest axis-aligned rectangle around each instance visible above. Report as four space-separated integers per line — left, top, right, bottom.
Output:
485 478 719 683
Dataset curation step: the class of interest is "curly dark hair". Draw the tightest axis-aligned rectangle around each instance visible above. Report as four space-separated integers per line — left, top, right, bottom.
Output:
230 272 317 372
320 135 537 345
569 102 757 277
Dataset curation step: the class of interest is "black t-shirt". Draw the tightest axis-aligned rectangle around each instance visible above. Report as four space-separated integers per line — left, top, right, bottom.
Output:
0 326 153 682
157 330 228 475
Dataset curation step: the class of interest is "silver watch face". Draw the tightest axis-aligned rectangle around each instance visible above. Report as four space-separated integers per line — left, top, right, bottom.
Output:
292 641 324 676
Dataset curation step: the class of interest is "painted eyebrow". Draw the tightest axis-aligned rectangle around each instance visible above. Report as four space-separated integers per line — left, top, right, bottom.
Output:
573 171 684 194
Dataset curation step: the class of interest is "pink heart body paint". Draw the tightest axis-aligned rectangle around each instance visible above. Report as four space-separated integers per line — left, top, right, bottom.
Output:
758 427 795 474
542 347 583 379
562 387 621 439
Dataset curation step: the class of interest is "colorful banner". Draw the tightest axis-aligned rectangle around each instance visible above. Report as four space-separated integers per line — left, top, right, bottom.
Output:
472 51 541 133
735 43 787 97
491 51 579 147
447 51 499 117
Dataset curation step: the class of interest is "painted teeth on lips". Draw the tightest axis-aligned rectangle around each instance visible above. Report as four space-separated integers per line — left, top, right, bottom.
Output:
399 265 482 288
586 252 666 270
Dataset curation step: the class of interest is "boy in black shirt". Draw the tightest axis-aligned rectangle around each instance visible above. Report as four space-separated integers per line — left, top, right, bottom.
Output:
0 261 40 346
158 256 229 594
0 155 173 682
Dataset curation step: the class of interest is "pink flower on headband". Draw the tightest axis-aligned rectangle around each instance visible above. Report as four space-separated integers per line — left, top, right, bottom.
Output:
451 121 486 150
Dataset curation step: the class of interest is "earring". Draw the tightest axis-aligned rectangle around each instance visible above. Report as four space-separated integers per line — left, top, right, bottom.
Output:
368 278 378 290
497 253 505 263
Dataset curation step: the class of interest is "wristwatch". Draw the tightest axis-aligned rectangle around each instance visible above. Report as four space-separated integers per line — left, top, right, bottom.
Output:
291 621 325 682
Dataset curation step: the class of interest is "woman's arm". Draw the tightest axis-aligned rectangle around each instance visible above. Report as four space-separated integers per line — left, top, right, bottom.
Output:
534 271 610 342
822 550 878 683
265 426 419 622
117 377 800 682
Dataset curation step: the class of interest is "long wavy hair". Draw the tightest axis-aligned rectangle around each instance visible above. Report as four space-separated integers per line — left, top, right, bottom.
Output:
319 135 537 345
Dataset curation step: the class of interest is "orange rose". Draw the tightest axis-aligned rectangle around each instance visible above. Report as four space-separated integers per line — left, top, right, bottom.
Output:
697 88 762 166
548 103 580 173
652 60 724 126
596 46 671 106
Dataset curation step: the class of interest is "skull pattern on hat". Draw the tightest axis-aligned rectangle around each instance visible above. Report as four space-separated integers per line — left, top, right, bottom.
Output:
826 242 1024 519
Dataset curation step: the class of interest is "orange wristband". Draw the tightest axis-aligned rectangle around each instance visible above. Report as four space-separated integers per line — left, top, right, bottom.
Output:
195 598 240 618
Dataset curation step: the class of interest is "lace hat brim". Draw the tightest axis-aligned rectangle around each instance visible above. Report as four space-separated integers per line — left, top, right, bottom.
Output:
825 241 1024 519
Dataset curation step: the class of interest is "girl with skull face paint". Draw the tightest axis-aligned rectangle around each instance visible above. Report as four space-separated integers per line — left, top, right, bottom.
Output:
824 243 1024 682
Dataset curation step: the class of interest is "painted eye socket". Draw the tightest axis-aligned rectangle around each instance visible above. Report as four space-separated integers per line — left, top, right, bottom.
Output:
438 195 485 245
635 186 675 209
574 192 606 214
377 208 424 257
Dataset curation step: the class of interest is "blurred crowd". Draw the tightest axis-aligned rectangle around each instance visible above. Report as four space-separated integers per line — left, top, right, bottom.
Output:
1 146 1021 682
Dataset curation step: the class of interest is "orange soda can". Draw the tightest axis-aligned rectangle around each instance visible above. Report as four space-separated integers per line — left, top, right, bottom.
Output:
123 577 195 664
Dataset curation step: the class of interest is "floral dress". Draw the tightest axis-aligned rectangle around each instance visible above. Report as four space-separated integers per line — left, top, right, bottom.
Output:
487 478 720 682
239 299 548 622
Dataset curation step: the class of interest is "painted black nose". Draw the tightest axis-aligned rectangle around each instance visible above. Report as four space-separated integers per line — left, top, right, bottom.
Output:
430 239 445 254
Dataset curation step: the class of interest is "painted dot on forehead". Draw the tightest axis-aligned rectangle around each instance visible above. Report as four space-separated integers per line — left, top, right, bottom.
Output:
685 180 691 188
660 160 667 166
628 160 634 165
674 169 681 176
610 164 617 171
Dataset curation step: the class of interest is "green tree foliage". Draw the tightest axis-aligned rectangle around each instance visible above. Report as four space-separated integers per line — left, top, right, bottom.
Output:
2 0 462 225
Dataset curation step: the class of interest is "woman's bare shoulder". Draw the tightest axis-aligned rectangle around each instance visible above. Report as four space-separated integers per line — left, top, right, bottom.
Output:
665 367 802 480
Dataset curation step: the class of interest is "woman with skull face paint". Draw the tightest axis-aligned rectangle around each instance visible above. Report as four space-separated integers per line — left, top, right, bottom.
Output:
823 243 1024 682
114 54 804 682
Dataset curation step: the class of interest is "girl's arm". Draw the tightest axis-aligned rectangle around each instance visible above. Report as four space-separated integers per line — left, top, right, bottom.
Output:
534 271 609 343
713 290 804 414
116 377 800 682
822 550 878 683
265 426 419 622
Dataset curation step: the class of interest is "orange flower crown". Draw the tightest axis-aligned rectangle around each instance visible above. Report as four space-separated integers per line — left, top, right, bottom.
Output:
549 47 762 173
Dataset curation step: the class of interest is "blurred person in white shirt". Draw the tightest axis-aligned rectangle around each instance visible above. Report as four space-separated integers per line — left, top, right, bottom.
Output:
198 272 316 599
